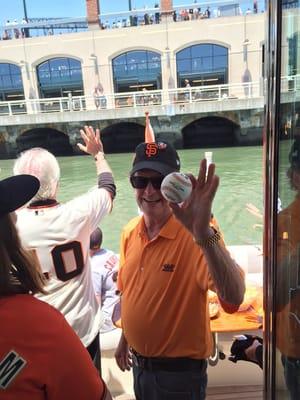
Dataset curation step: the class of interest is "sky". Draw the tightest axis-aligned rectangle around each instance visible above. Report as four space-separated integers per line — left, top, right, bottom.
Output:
0 0 263 23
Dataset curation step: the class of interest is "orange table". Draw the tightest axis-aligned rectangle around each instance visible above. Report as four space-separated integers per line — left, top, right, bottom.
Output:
211 307 262 333
208 294 263 366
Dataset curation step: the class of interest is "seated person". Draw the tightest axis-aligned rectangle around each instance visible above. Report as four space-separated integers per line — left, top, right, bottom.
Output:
0 174 112 400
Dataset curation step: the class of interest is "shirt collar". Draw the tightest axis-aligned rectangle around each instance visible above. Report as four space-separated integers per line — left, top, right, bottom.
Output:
138 214 178 240
159 214 178 239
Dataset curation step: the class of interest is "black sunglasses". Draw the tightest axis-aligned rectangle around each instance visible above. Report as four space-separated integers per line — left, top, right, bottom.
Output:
130 175 164 190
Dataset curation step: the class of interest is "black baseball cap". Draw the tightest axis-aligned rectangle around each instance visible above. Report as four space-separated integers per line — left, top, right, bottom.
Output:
289 139 300 169
0 175 40 217
130 141 180 176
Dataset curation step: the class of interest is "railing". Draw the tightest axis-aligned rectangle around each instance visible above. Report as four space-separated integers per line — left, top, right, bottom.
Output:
0 81 263 117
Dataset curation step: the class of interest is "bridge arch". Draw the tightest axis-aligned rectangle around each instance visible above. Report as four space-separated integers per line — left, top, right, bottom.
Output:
182 116 240 148
16 128 73 156
36 56 84 98
101 122 144 153
111 49 162 93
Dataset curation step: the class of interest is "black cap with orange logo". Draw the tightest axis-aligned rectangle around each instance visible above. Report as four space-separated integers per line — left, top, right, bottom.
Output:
130 141 180 177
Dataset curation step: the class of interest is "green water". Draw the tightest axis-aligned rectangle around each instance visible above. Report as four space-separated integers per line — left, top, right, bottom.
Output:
0 146 263 252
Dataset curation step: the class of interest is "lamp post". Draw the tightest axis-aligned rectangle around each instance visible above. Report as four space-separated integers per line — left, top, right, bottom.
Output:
128 0 133 27
22 0 30 37
22 0 28 21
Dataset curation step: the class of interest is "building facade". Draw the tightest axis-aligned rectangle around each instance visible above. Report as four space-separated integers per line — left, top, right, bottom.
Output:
0 13 265 105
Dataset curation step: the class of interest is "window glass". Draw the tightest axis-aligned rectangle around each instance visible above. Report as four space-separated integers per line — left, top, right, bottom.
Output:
112 50 162 92
176 44 228 87
176 47 190 60
37 57 83 97
191 44 212 58
0 63 24 100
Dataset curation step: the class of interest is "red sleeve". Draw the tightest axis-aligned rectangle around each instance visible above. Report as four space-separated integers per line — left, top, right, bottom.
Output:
46 316 104 400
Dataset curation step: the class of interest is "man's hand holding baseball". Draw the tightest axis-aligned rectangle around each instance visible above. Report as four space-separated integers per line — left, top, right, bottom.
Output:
169 159 219 242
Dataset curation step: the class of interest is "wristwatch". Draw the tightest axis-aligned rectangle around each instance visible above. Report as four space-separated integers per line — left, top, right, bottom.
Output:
194 227 221 249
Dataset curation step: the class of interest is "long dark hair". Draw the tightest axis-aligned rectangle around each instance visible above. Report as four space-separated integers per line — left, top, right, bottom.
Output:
0 213 46 296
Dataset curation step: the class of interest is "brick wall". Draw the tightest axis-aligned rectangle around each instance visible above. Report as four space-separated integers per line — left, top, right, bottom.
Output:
86 0 100 26
160 0 173 13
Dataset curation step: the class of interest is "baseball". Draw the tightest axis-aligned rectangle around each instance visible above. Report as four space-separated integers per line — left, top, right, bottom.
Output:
161 172 192 203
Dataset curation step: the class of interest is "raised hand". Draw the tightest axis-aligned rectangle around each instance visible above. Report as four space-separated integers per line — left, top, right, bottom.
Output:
169 159 219 241
77 125 103 156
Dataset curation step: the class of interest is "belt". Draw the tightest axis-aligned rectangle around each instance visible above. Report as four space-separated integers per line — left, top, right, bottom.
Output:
132 350 207 372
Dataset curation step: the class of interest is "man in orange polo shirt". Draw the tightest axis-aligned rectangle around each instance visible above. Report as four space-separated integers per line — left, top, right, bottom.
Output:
115 141 245 400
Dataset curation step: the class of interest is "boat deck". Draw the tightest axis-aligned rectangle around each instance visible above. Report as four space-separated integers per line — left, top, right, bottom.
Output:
115 385 263 400
207 385 263 399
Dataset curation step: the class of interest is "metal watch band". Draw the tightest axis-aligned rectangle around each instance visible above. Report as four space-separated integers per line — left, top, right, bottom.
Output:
194 228 221 249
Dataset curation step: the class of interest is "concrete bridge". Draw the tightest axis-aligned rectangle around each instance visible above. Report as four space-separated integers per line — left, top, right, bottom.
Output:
0 84 264 158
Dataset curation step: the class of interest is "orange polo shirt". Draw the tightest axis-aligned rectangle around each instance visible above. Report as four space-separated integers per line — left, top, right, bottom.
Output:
118 214 238 359
276 196 300 358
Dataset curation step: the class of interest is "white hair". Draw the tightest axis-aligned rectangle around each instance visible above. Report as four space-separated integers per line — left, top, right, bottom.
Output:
13 148 60 201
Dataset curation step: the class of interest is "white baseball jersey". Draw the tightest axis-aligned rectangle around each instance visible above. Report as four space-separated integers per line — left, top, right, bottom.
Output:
16 187 112 347
90 249 119 333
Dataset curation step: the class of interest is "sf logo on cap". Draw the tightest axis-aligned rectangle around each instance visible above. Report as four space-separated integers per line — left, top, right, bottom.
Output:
145 143 158 157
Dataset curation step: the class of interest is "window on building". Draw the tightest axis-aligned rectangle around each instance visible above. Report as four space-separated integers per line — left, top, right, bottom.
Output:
288 33 298 76
176 44 228 87
37 57 84 98
0 63 24 101
112 50 162 92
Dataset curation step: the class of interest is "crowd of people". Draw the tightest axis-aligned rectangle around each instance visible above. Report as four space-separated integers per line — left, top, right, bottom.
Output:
0 120 298 399
1 18 29 40
0 2 262 41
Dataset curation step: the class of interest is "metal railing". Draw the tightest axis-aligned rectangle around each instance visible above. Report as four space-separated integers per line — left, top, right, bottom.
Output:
0 81 264 117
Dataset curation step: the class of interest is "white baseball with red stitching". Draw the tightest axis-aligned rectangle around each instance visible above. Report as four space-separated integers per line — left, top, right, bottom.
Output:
161 172 192 203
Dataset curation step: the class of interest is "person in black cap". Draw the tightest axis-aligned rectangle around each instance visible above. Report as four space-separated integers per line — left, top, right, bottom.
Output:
0 174 112 400
114 141 245 400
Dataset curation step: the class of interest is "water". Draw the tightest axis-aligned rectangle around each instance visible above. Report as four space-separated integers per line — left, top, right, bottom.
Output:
0 146 263 253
